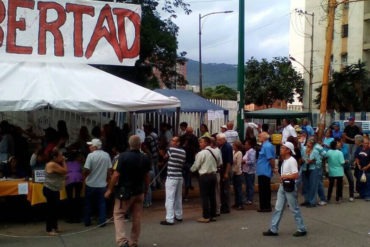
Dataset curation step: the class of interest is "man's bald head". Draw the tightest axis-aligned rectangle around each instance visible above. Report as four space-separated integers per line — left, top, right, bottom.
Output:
227 122 234 130
186 126 193 134
258 131 270 143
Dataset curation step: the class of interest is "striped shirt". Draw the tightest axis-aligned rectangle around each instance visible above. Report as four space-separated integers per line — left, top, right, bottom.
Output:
166 147 186 179
144 132 158 159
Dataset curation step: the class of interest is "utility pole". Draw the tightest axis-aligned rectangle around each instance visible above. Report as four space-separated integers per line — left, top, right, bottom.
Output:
309 12 314 114
294 9 314 113
237 0 245 140
318 0 336 140
199 14 203 96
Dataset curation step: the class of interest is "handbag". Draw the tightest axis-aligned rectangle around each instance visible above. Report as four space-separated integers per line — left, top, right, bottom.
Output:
282 179 295 192
360 172 367 183
116 186 133 201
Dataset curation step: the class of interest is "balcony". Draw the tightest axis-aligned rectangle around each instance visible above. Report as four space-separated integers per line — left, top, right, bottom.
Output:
364 42 370 51
365 12 370 21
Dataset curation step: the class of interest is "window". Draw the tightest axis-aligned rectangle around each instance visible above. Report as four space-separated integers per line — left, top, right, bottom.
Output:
342 24 349 38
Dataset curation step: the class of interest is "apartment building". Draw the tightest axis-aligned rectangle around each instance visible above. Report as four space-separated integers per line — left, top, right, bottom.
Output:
289 0 369 111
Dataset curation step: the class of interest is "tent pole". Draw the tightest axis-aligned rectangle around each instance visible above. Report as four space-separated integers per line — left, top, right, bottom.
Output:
175 107 180 136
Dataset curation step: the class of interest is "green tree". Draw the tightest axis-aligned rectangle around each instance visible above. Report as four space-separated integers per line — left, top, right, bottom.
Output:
314 61 370 112
203 85 237 100
244 57 304 107
95 0 191 89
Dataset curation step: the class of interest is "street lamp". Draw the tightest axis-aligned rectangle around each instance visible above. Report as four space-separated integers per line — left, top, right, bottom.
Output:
289 55 313 113
199 10 233 96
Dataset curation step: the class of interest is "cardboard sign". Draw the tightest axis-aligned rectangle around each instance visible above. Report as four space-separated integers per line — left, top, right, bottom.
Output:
34 169 46 183
0 0 141 65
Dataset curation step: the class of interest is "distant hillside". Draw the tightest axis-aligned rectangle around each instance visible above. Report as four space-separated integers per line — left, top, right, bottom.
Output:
186 59 237 89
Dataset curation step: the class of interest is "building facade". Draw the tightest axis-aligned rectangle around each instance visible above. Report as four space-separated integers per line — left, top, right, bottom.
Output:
289 0 369 111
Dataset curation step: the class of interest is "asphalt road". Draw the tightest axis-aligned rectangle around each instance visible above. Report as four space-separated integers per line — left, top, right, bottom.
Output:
1 187 370 247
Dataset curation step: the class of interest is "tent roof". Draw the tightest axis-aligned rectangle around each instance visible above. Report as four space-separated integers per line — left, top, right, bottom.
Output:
154 89 228 114
0 62 180 112
244 108 310 119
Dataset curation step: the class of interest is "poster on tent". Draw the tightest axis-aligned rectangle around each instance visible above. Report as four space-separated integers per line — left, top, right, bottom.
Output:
0 0 141 66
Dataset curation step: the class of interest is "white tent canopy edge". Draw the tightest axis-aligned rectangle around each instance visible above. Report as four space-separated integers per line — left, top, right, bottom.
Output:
0 62 180 112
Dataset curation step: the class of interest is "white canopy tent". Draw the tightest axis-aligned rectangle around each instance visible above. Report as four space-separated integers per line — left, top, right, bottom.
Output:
0 62 180 112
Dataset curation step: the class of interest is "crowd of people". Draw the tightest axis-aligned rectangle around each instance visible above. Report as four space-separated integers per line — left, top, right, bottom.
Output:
1 116 369 245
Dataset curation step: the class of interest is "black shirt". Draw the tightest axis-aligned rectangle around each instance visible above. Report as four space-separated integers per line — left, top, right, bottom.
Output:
116 150 151 195
344 125 361 144
180 133 199 164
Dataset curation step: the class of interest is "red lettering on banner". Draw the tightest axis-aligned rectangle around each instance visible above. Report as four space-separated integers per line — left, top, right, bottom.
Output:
85 4 122 62
0 0 5 47
6 0 35 54
38 2 66 56
113 8 140 59
66 3 94 57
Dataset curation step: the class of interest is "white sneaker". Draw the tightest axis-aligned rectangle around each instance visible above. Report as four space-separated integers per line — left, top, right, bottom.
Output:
349 197 354 202
318 201 327 206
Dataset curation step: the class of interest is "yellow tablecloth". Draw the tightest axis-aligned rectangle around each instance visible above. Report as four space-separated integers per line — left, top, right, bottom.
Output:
0 180 67 206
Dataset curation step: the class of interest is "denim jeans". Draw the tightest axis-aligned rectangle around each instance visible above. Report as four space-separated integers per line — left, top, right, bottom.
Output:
303 168 319 206
317 168 327 202
144 170 154 205
233 174 243 207
358 172 370 199
270 185 306 233
243 173 255 202
84 186 107 226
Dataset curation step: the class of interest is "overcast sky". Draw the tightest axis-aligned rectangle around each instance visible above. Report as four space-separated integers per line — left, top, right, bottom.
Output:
160 0 291 65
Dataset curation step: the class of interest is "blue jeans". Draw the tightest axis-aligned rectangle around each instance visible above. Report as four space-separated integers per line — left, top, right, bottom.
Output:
358 172 370 199
243 173 255 202
303 168 319 206
84 186 107 226
317 168 327 202
270 185 306 233
233 174 243 207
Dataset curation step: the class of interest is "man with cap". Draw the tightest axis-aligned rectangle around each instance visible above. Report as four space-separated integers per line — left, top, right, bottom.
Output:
220 125 227 133
83 138 112 227
343 117 361 162
332 122 342 139
263 142 307 237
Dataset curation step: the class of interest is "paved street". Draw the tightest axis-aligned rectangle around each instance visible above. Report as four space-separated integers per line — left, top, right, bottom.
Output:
1 187 370 247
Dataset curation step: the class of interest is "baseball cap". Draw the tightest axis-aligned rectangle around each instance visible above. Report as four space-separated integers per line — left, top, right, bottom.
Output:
333 122 340 127
282 142 296 155
87 138 102 149
348 116 355 121
221 125 227 129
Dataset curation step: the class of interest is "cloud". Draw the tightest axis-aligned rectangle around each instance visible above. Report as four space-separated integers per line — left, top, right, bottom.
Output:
158 0 291 64
247 8 274 25
259 34 289 48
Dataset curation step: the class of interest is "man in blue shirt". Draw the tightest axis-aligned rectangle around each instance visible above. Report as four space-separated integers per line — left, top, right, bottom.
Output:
332 122 342 139
256 132 276 212
217 133 233 214
301 119 314 137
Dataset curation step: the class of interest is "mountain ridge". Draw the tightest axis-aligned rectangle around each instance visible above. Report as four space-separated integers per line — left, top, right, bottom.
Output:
186 59 237 89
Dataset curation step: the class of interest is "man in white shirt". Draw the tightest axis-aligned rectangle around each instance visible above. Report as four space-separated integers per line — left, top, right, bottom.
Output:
83 139 112 227
281 119 297 143
224 122 239 145
191 137 222 223
263 142 307 237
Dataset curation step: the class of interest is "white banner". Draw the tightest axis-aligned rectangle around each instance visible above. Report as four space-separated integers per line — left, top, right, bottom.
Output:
0 0 141 65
